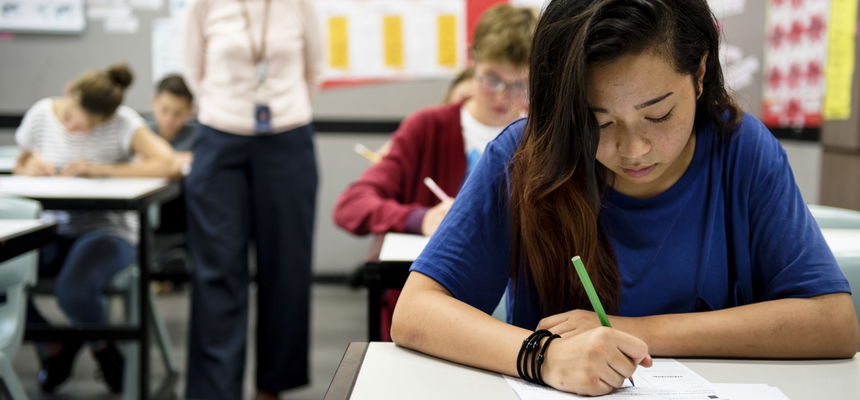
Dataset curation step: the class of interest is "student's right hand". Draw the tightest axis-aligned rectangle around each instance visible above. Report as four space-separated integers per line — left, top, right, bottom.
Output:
16 153 56 176
541 326 652 396
421 199 454 236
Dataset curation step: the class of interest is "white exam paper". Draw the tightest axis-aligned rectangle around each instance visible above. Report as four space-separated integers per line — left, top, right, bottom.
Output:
505 358 720 400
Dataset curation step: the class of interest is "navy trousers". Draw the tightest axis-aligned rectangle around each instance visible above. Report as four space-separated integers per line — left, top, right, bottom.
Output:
185 124 318 399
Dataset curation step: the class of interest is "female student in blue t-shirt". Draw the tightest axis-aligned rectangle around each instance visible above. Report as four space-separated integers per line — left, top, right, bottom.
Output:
390 0 859 396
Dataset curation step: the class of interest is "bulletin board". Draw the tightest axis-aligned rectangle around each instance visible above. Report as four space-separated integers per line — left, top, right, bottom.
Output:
762 0 831 129
0 0 769 118
316 0 546 88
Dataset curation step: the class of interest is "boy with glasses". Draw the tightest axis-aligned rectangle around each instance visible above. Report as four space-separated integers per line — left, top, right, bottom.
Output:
333 4 537 341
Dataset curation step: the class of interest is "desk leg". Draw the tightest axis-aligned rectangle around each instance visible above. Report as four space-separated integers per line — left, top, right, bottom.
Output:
367 286 381 342
138 208 151 400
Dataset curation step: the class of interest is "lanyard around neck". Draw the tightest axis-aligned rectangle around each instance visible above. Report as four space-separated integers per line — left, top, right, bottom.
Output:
239 0 271 64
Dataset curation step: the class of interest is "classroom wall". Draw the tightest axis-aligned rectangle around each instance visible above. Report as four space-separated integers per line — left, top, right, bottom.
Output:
0 4 451 276
0 0 827 274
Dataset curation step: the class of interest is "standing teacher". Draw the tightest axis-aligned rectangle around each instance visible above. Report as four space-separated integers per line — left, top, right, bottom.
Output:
182 0 322 399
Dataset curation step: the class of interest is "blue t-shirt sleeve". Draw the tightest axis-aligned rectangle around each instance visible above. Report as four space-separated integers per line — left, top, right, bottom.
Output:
739 117 850 300
410 120 522 314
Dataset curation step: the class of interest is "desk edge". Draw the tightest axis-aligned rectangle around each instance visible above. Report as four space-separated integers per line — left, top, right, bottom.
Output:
324 342 369 400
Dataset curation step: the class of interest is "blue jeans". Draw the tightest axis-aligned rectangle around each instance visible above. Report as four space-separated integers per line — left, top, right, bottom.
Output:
28 230 135 326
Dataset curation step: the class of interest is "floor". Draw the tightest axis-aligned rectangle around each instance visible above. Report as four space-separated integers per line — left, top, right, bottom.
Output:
12 283 368 400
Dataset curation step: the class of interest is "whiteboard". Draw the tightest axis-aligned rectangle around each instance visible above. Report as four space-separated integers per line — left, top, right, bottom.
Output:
0 0 85 33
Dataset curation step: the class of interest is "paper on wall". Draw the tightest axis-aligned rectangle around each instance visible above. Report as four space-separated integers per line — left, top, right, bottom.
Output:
316 0 466 81
708 0 747 19
129 0 161 10
87 6 131 20
823 0 858 120
103 14 138 33
0 0 86 33
151 17 183 83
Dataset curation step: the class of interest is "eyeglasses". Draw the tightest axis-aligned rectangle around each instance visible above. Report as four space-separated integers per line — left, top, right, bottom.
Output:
475 74 528 97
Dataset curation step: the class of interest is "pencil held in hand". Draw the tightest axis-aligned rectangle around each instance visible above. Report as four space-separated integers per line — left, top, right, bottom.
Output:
354 143 382 164
423 177 452 202
572 255 635 386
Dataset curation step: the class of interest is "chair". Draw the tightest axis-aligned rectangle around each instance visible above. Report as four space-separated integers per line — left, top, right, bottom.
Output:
107 264 179 400
836 252 860 351
808 204 860 229
29 232 179 399
809 204 860 350
0 196 42 400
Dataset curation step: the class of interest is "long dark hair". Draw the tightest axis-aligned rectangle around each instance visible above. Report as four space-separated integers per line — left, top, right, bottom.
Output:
510 0 740 315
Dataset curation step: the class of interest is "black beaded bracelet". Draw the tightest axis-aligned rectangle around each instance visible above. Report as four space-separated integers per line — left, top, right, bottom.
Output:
516 331 540 382
535 333 561 386
516 329 553 384
517 330 541 382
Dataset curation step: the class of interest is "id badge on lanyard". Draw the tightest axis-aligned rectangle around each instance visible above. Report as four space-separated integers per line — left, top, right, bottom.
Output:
241 0 273 134
254 61 272 134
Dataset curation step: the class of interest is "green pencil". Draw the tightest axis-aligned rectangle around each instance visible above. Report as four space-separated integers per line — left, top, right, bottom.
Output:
571 256 611 326
571 256 634 387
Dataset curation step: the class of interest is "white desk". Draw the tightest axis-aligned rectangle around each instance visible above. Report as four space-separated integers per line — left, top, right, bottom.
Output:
0 176 180 400
0 157 15 174
0 176 170 200
379 232 429 262
0 219 52 240
0 220 56 263
0 145 17 174
360 233 430 341
326 342 860 400
822 229 860 257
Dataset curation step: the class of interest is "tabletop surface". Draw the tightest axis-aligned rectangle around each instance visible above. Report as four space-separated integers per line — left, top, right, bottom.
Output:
0 219 54 241
0 176 170 200
378 233 429 262
339 342 860 400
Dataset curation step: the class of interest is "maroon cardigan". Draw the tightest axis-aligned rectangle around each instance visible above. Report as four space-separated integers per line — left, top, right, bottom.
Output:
333 102 467 235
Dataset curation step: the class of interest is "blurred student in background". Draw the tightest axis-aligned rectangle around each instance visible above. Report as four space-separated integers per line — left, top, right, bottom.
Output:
444 67 476 105
150 73 195 174
333 4 537 341
148 73 196 290
369 68 477 163
334 4 536 237
15 63 175 394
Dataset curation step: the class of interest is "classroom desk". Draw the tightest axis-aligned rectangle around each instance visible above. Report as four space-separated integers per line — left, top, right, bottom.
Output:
359 233 428 341
0 176 180 400
0 220 56 399
325 342 860 400
0 220 56 263
0 145 18 174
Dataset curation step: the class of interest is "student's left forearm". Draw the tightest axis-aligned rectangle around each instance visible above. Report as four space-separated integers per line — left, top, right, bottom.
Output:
613 293 859 358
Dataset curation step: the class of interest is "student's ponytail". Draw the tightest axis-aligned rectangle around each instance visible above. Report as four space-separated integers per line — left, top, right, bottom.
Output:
69 62 134 118
106 63 134 90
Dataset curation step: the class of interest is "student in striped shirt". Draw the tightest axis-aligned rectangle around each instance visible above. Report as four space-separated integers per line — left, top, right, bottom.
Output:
15 63 175 394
